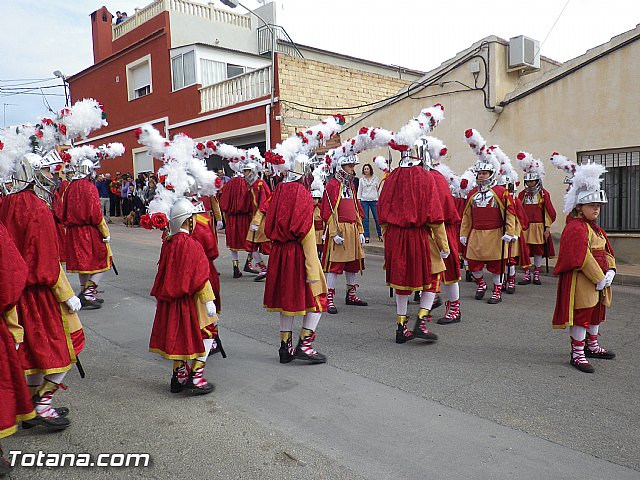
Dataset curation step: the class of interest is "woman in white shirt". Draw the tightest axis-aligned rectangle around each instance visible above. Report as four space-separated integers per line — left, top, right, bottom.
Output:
357 163 382 243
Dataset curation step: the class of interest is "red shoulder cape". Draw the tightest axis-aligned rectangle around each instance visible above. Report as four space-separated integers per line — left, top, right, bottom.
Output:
61 178 103 227
218 176 252 214
429 169 461 224
0 221 28 313
265 182 313 242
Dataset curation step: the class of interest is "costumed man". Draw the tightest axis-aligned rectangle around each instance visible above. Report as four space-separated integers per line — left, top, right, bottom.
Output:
218 169 254 278
243 161 271 282
320 155 367 314
379 140 448 343
421 137 461 324
263 157 328 364
0 152 84 430
149 199 218 394
0 221 36 475
312 189 324 257
62 158 113 309
552 159 615 373
516 151 556 286
461 129 518 305
52 165 71 264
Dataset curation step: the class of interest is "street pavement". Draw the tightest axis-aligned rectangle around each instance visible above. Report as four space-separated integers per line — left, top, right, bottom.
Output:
6 223 640 479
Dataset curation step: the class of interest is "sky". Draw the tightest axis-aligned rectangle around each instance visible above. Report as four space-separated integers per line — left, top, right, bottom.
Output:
1 0 639 126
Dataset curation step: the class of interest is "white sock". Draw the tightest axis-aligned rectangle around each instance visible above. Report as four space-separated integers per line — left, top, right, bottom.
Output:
89 272 105 285
472 270 484 279
196 338 215 362
492 274 501 286
420 291 436 310
302 312 321 331
253 252 263 264
588 324 599 336
463 260 469 268
345 271 357 285
570 325 587 341
534 255 543 268
326 272 338 290
279 314 294 332
509 265 516 276
44 372 67 385
395 294 409 315
441 282 460 302
231 251 239 261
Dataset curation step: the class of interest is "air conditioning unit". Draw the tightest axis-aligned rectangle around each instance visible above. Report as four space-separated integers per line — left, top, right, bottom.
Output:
508 35 540 72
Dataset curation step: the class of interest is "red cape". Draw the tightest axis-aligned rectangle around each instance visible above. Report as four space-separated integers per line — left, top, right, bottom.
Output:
250 178 272 215
218 176 252 214
429 169 461 225
0 221 27 313
265 182 313 242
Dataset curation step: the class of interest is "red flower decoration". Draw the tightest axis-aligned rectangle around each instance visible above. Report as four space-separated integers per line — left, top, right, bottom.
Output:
54 164 63 172
358 127 369 135
42 118 54 126
517 152 526 160
139 214 153 230
60 108 71 117
196 142 205 151
151 212 169 230
206 140 216 149
133 128 143 139
439 148 448 157
388 140 409 152
158 175 167 184
552 152 559 156
464 129 473 138
0 141 3 150
264 151 285 165
434 103 444 111
166 183 174 191
214 177 222 188
317 131 324 140
460 179 469 189
58 124 67 136
333 113 346 125
61 152 72 163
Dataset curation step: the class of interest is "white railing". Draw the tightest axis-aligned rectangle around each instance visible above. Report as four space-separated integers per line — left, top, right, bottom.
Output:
200 66 271 113
113 0 251 41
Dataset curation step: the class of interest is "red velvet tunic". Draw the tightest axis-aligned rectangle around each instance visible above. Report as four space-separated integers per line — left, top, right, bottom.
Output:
62 177 111 273
379 166 445 290
52 180 69 264
245 178 272 254
454 197 466 254
218 176 252 251
149 232 212 359
430 170 461 283
518 188 556 258
264 182 326 315
0 222 35 438
0 190 77 375
191 214 222 313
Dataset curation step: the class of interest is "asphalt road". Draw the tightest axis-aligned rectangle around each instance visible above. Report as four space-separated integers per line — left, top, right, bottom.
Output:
6 222 640 479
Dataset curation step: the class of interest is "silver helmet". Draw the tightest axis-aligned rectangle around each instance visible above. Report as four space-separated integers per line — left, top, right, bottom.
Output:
10 152 59 204
73 159 97 180
168 197 198 235
407 137 433 169
524 172 542 194
576 189 607 206
242 162 259 186
473 161 497 192
311 189 323 199
335 155 358 184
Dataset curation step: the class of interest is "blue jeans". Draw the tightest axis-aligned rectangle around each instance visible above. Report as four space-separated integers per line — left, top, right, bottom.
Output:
361 200 381 238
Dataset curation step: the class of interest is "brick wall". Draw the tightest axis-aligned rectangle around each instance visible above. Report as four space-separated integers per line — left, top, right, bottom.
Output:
277 56 411 140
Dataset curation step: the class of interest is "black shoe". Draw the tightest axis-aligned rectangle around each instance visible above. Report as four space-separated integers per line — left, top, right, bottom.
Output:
0 452 11 477
585 347 616 359
504 284 515 294
517 277 531 285
183 377 215 395
474 288 486 300
22 414 70 431
54 407 69 417
243 260 259 274
465 270 474 282
345 297 368 306
395 323 414 344
487 296 502 304
170 374 184 393
413 291 420 303
437 312 461 325
533 278 542 285
254 273 266 282
293 343 327 364
327 305 338 314
570 358 595 373
279 342 294 364
233 266 242 278
79 294 102 310
412 319 438 342
431 295 442 310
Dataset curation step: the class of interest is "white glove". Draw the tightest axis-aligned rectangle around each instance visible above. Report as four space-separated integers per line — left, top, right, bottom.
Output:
321 234 326 242
333 235 344 245
501 234 511 242
509 235 518 243
440 251 450 259
216 221 224 231
460 236 467 246
65 295 82 313
250 224 259 232
359 233 366 245
15 342 19 350
102 235 110 243
604 270 616 287
595 276 608 291
205 300 216 317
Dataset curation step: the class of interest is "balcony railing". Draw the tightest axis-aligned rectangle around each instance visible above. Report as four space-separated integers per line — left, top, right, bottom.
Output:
112 0 251 40
200 66 271 113
257 25 303 58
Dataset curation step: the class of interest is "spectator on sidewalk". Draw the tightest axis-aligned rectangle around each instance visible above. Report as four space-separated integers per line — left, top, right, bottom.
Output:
121 175 134 216
144 178 157 205
95 173 112 224
357 163 382 243
110 172 122 217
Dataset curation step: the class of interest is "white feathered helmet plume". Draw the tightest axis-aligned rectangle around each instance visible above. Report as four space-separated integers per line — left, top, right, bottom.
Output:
488 145 518 188
563 160 607 215
135 125 220 221
549 152 577 189
373 155 390 173
464 128 500 191
193 138 264 178
433 163 460 196
424 136 448 165
65 143 125 180
459 167 476 198
265 114 344 182
516 151 545 183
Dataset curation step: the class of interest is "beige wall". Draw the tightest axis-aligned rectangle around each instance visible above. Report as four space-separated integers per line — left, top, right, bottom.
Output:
341 35 640 263
278 56 412 140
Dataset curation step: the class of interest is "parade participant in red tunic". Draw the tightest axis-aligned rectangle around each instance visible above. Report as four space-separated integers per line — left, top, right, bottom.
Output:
320 155 367 314
0 153 83 431
264 161 328 364
553 161 615 374
62 159 112 309
150 198 218 394
379 141 448 343
0 221 36 473
243 162 272 282
52 177 70 264
312 189 324 257
516 151 556 286
218 173 254 278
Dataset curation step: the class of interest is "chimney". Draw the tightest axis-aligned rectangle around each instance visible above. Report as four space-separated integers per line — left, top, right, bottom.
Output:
91 6 114 64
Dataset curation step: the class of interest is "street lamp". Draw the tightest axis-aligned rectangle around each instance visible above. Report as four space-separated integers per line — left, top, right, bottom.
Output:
53 70 70 107
3 103 18 128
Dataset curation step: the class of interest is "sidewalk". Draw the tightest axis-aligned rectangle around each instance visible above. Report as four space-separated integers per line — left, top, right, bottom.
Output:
364 242 640 287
